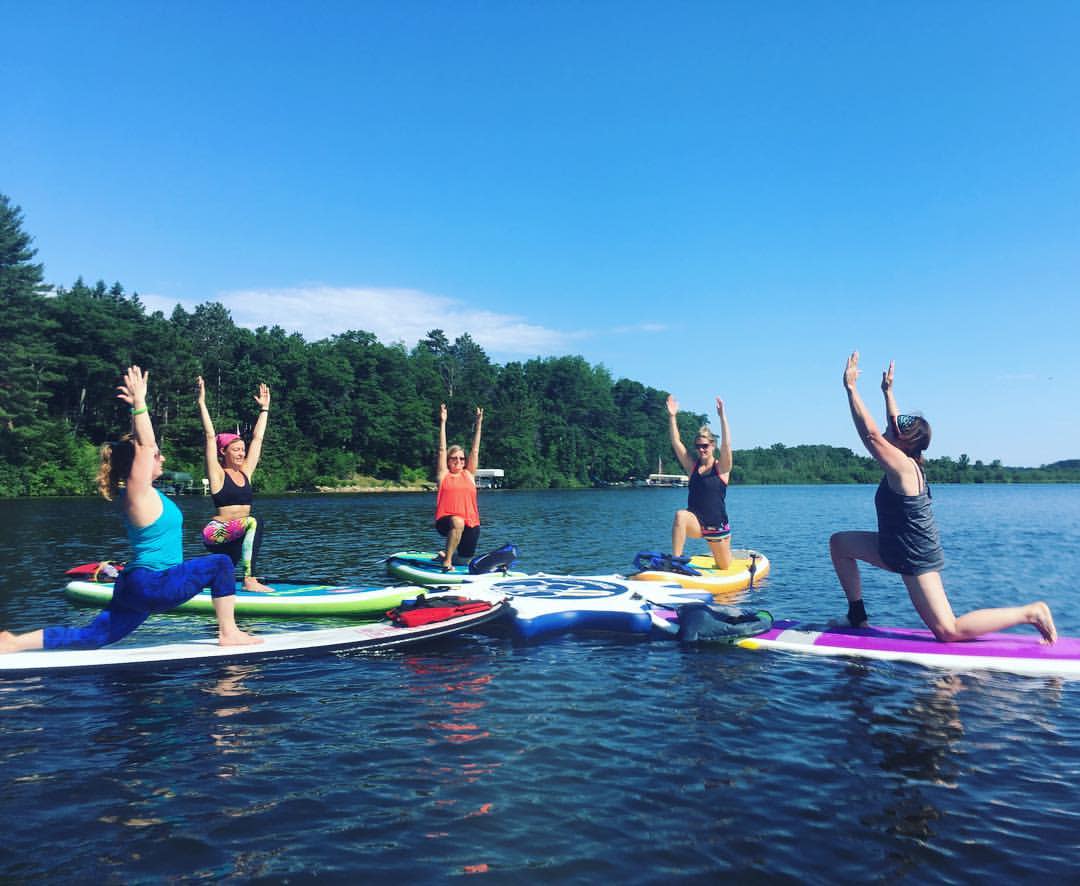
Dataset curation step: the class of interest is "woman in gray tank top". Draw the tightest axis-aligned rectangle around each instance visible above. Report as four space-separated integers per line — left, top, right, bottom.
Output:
829 352 1056 643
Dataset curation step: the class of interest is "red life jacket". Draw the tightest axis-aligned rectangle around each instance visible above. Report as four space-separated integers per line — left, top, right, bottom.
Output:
388 595 493 627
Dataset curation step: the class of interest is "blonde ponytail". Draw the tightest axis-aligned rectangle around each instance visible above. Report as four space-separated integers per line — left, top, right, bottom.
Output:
97 436 136 500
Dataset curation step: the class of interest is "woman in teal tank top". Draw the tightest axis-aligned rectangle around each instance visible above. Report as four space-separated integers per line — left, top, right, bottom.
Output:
1 366 263 654
829 352 1056 644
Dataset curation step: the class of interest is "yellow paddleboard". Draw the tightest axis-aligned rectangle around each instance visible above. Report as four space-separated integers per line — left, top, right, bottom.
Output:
631 549 769 594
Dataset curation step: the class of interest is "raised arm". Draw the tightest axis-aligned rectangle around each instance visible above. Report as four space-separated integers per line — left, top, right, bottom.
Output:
436 403 449 482
843 352 909 476
880 360 900 433
666 394 694 474
243 383 271 476
466 407 483 474
714 396 733 475
196 376 223 485
117 366 163 526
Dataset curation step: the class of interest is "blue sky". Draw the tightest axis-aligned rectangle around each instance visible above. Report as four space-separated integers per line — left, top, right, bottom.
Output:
3 1 1078 467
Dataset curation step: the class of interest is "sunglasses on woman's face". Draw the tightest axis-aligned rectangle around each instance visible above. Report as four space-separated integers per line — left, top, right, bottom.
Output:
694 443 711 450
449 455 466 462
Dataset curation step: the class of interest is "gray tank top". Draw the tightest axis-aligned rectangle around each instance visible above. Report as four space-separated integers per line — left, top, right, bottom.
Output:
874 461 945 576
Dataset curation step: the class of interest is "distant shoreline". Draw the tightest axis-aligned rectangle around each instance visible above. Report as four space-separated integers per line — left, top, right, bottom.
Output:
314 484 435 494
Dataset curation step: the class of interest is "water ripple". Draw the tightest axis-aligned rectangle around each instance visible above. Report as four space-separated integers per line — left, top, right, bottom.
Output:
2 487 1080 880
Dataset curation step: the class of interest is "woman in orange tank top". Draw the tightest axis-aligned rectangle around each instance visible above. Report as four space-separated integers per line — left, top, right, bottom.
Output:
434 402 484 571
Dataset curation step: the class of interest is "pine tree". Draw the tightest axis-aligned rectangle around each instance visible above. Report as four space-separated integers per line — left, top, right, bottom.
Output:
0 194 62 492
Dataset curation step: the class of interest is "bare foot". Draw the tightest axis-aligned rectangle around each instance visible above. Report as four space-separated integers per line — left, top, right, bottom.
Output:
1 630 44 654
218 629 263 646
1029 601 1057 644
243 577 276 593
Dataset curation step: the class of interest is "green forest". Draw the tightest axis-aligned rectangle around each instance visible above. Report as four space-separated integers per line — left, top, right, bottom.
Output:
2 192 1079 497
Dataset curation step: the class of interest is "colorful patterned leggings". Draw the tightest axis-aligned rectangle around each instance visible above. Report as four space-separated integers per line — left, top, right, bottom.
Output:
43 554 236 650
202 516 263 578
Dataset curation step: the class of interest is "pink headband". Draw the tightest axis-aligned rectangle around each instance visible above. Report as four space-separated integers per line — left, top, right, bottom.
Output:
216 432 241 454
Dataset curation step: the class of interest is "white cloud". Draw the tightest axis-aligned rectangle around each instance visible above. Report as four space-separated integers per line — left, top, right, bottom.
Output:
142 286 572 356
139 285 648 358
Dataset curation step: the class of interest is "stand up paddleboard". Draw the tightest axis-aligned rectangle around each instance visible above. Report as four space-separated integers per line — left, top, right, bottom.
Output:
630 549 770 594
737 620 1080 677
386 543 523 585
0 594 508 675
65 580 426 618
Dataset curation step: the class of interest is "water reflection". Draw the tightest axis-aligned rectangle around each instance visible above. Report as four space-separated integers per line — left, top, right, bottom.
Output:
199 665 259 777
876 673 964 787
832 662 1071 881
820 666 963 883
202 665 257 706
396 652 503 860
404 655 497 748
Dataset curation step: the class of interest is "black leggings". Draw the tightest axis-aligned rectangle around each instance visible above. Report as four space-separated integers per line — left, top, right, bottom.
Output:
435 517 480 558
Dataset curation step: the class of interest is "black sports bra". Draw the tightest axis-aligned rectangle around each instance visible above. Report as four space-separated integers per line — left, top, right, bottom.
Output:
211 470 253 509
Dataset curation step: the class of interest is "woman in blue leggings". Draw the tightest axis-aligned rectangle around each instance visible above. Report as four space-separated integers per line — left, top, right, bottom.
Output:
1 366 261 654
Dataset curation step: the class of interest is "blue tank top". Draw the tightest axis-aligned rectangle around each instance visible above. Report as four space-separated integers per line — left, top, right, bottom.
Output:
123 490 184 571
687 460 729 528
874 463 945 576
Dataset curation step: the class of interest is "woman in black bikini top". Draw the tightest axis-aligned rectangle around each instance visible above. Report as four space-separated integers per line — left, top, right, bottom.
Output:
196 375 274 593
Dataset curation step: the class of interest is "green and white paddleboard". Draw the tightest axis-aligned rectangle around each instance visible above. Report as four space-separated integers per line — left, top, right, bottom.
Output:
386 550 523 585
65 580 423 618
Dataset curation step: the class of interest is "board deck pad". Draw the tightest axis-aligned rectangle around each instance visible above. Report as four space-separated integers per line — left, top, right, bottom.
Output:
737 620 1080 676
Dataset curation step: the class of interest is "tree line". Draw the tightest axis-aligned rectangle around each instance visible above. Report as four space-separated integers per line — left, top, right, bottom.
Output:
731 444 1080 485
2 192 1078 497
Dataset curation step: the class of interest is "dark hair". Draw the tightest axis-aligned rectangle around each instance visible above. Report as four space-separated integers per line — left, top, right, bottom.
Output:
894 415 932 463
97 435 136 500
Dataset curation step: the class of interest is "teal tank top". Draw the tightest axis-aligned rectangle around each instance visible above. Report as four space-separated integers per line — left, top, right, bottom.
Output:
123 490 184 571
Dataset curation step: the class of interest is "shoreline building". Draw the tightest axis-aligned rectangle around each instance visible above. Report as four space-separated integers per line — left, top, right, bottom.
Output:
475 468 505 489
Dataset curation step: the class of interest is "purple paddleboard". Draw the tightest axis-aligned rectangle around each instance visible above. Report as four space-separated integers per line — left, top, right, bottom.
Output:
737 620 1080 677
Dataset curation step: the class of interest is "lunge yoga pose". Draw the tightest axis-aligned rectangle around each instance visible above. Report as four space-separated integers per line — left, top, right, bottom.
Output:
667 394 734 569
197 375 273 592
1 366 260 653
434 403 484 572
830 351 1055 643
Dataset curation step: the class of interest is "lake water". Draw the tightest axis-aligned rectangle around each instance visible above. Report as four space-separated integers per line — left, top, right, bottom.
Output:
1 485 1079 882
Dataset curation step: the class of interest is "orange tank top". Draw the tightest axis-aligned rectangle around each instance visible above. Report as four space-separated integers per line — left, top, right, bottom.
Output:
435 471 480 527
